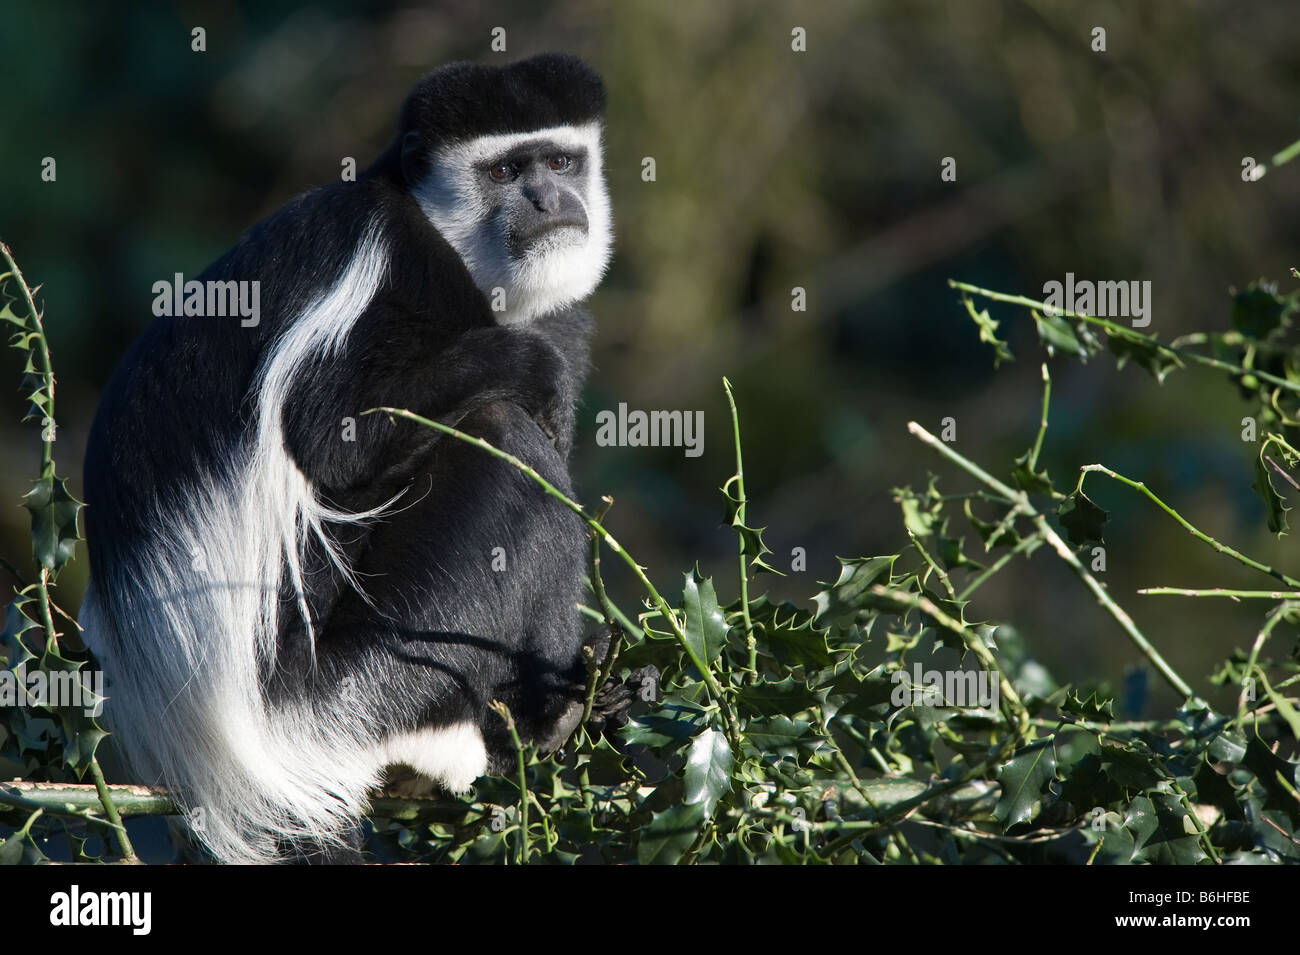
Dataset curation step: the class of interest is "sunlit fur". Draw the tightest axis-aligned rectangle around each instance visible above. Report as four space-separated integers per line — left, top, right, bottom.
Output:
413 122 613 325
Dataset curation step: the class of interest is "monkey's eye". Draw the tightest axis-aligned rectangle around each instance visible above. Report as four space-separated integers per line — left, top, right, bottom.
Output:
488 162 515 182
548 154 572 172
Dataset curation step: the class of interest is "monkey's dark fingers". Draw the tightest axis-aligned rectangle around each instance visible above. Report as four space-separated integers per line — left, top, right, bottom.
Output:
588 665 660 731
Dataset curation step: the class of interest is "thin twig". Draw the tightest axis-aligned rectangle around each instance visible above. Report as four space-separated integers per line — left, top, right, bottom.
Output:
1081 464 1300 589
1140 587 1300 600
1265 455 1300 492
958 532 1043 601
1029 363 1050 472
723 378 759 680
88 758 136 860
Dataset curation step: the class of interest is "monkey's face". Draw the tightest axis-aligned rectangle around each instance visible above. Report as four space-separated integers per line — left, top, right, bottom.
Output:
412 122 612 325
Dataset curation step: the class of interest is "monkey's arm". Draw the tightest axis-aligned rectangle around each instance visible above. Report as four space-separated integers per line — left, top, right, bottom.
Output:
280 302 573 500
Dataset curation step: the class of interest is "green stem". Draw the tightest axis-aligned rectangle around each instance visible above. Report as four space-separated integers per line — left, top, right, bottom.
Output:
579 594 643 640
0 242 56 477
1139 587 1300 599
527 792 555 851
88 758 135 860
1081 464 1300 589
0 780 174 817
908 422 1195 700
18 808 43 837
488 700 530 864
957 532 1043 601
1086 838 1104 865
1169 776 1220 864
583 636 622 729
34 569 60 652
1269 134 1300 171
0 782 127 834
587 495 620 630
1 779 511 827
907 530 957 600
1236 603 1293 727
581 495 623 727
723 378 758 679
1029 363 1050 472
2 244 136 857
949 279 1300 396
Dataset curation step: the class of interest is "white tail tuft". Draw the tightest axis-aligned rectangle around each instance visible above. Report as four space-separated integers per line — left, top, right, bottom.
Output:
84 227 404 863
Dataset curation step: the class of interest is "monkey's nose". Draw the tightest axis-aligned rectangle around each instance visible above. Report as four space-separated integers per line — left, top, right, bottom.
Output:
523 178 561 213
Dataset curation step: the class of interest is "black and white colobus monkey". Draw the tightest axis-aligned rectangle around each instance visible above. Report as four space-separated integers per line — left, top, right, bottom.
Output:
80 53 613 863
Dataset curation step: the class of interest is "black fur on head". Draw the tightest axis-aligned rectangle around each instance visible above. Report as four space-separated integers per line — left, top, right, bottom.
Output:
397 53 606 180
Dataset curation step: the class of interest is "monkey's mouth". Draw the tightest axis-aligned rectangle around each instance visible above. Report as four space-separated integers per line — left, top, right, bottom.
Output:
510 217 587 255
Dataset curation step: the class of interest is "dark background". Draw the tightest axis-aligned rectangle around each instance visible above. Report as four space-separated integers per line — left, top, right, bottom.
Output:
2 1 1298 718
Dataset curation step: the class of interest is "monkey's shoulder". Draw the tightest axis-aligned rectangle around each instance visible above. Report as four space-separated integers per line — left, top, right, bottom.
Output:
204 177 479 332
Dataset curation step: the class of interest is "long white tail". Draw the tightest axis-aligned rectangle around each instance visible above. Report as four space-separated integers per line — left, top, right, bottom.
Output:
82 229 394 864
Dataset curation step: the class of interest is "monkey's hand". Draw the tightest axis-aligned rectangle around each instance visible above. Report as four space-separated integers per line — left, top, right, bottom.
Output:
439 326 575 455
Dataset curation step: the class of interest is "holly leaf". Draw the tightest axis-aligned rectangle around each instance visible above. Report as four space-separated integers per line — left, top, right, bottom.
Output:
638 802 707 865
721 475 782 576
937 533 982 571
1252 448 1293 536
962 296 1014 366
1084 813 1137 865
1126 793 1207 865
683 726 733 816
737 676 819 718
3 597 40 669
0 830 47 865
1105 328 1182 383
994 739 1057 827
896 482 943 538
1242 732 1300 825
22 474 82 571
1193 756 1245 823
741 716 817 757
813 556 898 626
1012 450 1055 496
622 699 708 752
750 596 833 667
1230 281 1288 339
1098 742 1167 791
1032 309 1085 357
681 569 726 670
1060 690 1114 723
1058 490 1107 547
0 300 29 329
